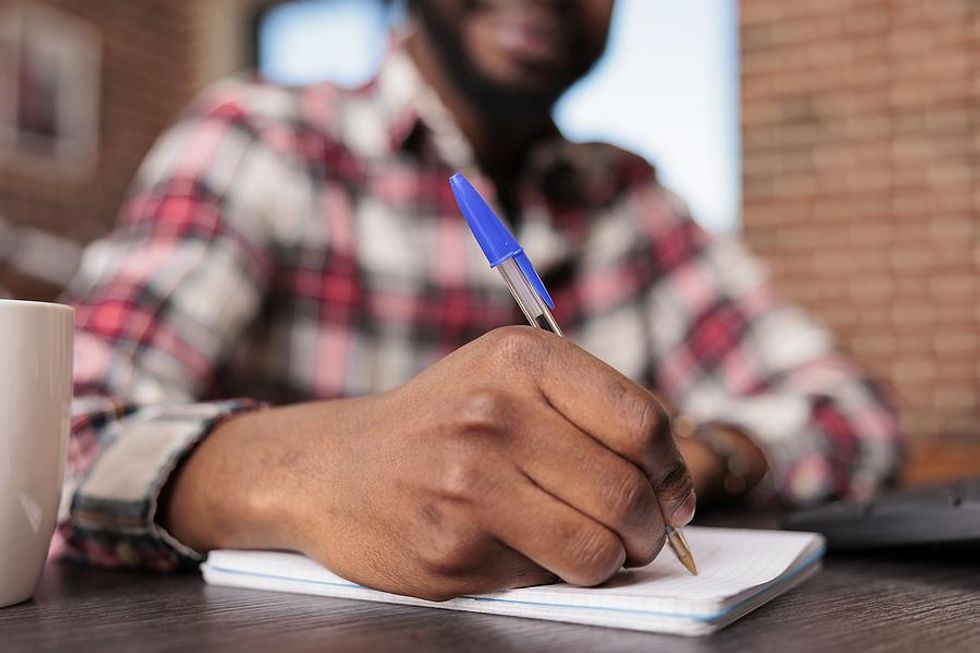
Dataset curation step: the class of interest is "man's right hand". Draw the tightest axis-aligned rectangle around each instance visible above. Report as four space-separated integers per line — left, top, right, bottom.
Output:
163 326 695 601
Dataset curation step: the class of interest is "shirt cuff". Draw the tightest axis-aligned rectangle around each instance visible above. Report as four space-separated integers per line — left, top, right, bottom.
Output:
65 399 263 570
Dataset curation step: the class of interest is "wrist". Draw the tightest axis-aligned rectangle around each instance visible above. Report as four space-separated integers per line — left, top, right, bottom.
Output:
161 408 299 553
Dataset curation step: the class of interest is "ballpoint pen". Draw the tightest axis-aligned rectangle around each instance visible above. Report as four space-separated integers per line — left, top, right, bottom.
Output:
449 172 698 577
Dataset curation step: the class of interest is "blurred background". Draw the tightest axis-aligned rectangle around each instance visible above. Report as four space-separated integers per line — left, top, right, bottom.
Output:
0 0 977 484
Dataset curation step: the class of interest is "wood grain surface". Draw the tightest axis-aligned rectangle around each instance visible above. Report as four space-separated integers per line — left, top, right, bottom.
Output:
3 518 979 652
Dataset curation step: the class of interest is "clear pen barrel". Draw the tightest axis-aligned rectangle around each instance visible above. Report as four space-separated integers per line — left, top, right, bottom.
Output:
497 257 564 337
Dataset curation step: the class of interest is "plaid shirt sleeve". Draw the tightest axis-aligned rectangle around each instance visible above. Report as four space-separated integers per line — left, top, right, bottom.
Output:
53 80 303 570
637 188 902 505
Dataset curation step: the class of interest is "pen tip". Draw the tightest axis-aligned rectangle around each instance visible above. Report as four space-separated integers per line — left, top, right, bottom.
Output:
667 528 698 576
681 556 698 576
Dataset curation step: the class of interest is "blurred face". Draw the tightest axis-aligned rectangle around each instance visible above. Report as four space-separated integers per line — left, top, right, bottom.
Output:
410 0 615 114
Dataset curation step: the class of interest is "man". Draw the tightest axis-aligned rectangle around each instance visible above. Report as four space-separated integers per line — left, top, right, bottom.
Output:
60 0 900 599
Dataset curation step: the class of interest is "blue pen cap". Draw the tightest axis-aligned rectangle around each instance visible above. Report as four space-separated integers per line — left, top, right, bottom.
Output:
449 173 521 266
449 173 555 310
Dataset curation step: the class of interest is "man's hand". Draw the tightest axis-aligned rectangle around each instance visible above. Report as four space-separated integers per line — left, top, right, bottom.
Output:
675 423 769 502
163 326 695 601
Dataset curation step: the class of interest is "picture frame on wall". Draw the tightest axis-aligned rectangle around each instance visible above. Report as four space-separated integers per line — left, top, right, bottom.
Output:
0 3 101 175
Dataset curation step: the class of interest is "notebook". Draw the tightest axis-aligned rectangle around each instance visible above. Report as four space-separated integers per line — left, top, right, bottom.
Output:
202 527 824 636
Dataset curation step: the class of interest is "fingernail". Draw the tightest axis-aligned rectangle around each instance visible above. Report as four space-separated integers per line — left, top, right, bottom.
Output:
615 546 627 571
671 491 696 527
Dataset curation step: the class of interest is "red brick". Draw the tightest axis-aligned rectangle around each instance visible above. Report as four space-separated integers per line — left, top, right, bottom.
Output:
742 0 980 460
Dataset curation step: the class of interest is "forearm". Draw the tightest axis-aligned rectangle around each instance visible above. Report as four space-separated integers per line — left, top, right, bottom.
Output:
159 398 367 555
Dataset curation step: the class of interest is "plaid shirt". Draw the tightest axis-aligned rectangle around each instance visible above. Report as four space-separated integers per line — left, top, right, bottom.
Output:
56 50 901 570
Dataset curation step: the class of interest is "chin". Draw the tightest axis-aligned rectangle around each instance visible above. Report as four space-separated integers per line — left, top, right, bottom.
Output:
486 64 564 96
467 49 576 105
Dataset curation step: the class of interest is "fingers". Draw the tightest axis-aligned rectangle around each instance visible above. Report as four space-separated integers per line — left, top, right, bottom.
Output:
483 470 627 587
418 545 558 601
514 407 667 567
491 552 560 590
462 547 559 594
500 327 696 528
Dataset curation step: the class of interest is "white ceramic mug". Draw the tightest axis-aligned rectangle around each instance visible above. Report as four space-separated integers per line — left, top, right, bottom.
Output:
0 300 73 608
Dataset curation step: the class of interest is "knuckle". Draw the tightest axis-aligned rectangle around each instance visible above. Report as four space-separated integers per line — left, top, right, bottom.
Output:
607 469 654 529
625 395 669 458
439 453 484 501
456 388 511 434
484 325 549 369
487 324 538 351
568 529 624 586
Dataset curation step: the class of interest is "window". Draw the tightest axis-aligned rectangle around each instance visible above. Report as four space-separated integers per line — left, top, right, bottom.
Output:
254 0 391 88
255 0 740 231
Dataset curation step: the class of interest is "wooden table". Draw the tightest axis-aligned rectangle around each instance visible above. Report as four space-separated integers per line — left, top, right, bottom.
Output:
3 514 979 652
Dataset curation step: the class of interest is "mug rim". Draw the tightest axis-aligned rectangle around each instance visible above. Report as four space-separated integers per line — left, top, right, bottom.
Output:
0 299 74 314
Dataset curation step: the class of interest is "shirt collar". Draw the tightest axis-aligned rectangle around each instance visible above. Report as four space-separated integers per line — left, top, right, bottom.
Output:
369 42 638 213
372 43 475 170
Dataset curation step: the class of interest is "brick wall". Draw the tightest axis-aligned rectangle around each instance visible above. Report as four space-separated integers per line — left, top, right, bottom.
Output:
0 0 200 298
740 0 979 481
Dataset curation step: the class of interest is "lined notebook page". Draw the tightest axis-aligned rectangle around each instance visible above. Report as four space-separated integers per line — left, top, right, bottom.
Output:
204 527 823 619
508 527 822 601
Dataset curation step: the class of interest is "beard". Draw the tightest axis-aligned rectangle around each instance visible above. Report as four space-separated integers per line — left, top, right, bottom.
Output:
408 0 594 119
